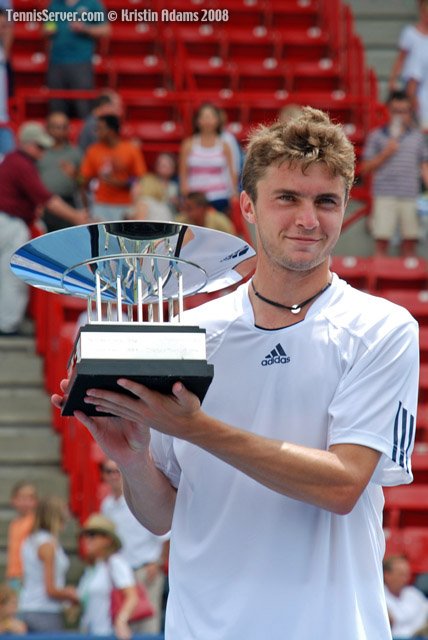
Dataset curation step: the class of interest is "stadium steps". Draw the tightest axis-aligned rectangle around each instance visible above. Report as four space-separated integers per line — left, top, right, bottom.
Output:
0 332 83 583
345 0 417 99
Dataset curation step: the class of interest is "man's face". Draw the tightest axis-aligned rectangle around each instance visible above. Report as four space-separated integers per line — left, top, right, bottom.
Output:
96 119 112 144
184 199 206 225
101 461 122 493
384 558 411 594
388 99 413 130
241 161 347 273
47 114 69 144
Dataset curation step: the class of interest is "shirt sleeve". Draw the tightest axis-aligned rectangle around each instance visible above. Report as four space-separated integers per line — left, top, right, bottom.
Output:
109 554 135 589
399 25 415 52
405 48 425 82
150 431 181 489
327 316 419 487
362 129 384 162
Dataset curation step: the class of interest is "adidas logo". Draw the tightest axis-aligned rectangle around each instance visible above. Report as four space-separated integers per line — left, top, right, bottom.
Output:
261 343 291 366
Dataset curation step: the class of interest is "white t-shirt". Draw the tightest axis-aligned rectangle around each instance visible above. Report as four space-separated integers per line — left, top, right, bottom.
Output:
385 585 428 637
19 531 70 613
404 44 428 128
78 553 135 636
101 494 168 569
399 25 428 83
151 275 419 640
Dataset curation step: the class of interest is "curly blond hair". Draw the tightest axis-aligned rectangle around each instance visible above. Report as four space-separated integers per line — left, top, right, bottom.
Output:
242 106 355 202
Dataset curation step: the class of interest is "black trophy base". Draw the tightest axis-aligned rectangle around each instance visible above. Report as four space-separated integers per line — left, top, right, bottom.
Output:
61 359 214 416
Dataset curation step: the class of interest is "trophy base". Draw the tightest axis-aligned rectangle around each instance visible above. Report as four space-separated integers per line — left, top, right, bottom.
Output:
61 358 214 416
61 323 214 416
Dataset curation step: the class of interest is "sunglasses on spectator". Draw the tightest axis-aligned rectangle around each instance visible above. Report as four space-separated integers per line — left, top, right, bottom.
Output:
81 530 106 538
102 467 120 475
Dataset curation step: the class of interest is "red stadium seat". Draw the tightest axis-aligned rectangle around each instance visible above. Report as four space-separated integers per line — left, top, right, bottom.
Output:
420 327 428 364
385 527 428 575
384 485 428 529
109 56 171 91
369 257 428 292
233 58 289 94
411 448 428 484
380 290 428 327
222 26 282 63
420 364 428 404
417 404 428 443
330 255 371 290
184 57 236 92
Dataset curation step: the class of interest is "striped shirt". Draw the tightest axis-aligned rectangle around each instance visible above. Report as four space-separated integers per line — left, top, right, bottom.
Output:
363 125 428 198
187 137 233 202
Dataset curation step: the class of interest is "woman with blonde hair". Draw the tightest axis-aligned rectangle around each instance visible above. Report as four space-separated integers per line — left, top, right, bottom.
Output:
18 496 78 632
77 513 138 640
130 172 175 222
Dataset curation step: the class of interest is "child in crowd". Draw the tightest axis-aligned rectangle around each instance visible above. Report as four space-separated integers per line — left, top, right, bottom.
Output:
0 584 27 634
6 481 38 592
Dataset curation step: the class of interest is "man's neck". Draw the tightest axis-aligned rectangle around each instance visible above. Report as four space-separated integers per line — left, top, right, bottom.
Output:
249 260 332 329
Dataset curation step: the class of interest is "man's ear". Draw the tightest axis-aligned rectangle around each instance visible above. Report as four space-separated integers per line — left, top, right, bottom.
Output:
240 191 256 224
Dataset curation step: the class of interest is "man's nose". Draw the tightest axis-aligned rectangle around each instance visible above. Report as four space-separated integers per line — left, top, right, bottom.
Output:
295 202 320 229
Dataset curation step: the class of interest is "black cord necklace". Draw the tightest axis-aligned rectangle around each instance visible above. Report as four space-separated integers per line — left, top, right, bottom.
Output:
251 279 332 315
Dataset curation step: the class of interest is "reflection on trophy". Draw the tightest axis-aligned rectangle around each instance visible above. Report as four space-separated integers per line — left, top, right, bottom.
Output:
10 221 256 416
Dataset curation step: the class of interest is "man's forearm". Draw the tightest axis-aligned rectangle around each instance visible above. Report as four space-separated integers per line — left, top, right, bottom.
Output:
120 448 176 535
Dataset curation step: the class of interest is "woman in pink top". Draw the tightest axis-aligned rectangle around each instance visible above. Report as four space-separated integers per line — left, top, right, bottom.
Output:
179 103 238 214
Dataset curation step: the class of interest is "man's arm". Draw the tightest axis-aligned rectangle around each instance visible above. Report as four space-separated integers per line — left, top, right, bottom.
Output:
45 194 88 225
83 380 381 516
360 138 399 175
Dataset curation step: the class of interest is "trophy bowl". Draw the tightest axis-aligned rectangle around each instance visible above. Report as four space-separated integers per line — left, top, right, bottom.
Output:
10 221 256 416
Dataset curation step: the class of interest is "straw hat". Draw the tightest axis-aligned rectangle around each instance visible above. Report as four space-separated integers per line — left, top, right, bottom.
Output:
80 513 122 551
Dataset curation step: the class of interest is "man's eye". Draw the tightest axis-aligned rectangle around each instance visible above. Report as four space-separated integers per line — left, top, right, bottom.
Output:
317 198 337 206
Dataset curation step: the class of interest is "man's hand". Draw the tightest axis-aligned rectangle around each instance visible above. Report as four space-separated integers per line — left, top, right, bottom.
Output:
83 379 202 441
52 379 152 466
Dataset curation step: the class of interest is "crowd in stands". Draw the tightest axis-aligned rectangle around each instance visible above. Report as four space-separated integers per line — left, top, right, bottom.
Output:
0 1 428 638
1 472 168 637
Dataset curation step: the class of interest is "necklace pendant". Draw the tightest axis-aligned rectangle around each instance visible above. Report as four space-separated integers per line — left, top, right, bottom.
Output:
290 305 301 314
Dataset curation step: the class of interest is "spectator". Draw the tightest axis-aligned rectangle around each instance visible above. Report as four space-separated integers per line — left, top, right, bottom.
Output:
44 0 110 118
77 513 138 639
384 555 428 638
18 496 79 632
389 0 428 92
0 584 27 635
360 90 428 256
80 114 146 221
179 102 238 214
38 111 83 231
152 152 179 214
78 89 123 153
176 191 237 234
130 173 176 222
278 103 304 123
6 481 38 593
0 9 14 158
0 121 88 335
100 459 168 635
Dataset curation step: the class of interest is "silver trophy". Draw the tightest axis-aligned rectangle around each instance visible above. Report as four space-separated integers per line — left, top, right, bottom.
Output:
10 221 256 416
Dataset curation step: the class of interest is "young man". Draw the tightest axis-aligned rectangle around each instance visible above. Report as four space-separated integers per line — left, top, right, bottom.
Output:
361 90 428 256
80 114 146 221
53 107 419 639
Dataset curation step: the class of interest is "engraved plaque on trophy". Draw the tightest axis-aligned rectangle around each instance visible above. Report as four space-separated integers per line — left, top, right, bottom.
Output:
10 221 256 416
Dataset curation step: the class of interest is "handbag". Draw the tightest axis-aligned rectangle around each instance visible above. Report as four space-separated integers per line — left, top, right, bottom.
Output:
110 582 155 623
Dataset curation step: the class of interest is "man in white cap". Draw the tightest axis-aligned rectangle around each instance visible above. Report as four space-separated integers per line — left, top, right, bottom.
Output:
0 121 88 335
